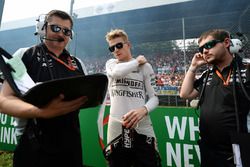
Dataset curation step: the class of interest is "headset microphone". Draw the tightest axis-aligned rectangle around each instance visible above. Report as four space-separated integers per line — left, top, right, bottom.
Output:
43 37 64 42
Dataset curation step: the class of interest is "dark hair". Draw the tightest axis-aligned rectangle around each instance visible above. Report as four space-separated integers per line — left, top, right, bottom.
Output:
45 10 73 28
198 29 230 44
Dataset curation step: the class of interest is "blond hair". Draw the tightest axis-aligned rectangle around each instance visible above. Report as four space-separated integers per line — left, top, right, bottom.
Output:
105 29 129 42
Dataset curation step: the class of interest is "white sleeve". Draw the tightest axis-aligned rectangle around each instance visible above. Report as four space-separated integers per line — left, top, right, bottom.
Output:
105 58 139 78
142 63 159 113
12 47 29 59
7 47 35 94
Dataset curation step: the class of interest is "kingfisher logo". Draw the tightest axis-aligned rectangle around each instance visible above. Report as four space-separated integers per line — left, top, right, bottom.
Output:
110 89 144 99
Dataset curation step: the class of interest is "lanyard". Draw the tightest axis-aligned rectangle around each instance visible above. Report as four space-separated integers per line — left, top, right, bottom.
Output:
49 53 76 71
215 68 232 86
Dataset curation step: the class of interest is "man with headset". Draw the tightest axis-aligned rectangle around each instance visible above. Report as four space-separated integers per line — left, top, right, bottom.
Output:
180 29 250 167
0 10 87 167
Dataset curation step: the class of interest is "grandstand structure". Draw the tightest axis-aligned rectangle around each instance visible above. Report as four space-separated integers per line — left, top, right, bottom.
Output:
0 0 249 55
0 0 249 106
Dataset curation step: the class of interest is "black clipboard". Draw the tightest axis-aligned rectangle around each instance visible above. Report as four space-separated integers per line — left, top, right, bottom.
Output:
22 74 108 109
0 47 108 109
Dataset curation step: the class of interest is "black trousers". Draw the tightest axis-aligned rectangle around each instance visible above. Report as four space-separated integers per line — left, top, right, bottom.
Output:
13 127 83 167
198 139 235 167
108 132 162 167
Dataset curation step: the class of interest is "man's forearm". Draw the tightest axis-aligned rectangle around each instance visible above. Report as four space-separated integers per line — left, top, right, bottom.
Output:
180 65 198 99
0 96 39 118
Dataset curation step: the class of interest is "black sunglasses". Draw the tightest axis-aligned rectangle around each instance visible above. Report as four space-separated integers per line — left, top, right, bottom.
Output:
48 24 72 37
199 40 222 53
108 42 127 52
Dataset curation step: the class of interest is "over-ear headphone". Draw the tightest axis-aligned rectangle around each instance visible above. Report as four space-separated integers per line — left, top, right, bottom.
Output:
230 38 242 54
34 14 47 39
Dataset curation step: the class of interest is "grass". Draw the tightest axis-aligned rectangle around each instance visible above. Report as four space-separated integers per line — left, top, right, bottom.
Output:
0 152 92 167
0 152 13 167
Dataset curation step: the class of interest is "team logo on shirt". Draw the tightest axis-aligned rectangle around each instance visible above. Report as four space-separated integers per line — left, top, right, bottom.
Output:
36 52 53 68
110 89 144 99
114 78 144 90
111 78 145 99
70 58 79 69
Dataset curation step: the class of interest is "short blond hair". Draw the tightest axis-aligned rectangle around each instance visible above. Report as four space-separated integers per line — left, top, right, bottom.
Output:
105 29 129 42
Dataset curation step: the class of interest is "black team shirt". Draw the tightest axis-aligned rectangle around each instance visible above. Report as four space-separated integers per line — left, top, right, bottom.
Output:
20 43 85 166
194 59 250 153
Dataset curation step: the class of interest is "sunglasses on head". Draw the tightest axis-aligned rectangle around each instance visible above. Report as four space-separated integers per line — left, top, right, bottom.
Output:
48 24 72 37
199 40 222 53
108 42 127 52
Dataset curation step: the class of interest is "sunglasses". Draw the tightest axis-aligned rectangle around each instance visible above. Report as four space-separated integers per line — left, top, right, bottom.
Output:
48 24 72 37
108 42 127 52
199 40 222 53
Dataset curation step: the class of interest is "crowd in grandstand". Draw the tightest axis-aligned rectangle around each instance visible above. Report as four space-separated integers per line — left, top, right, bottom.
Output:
83 44 250 88
84 50 195 87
